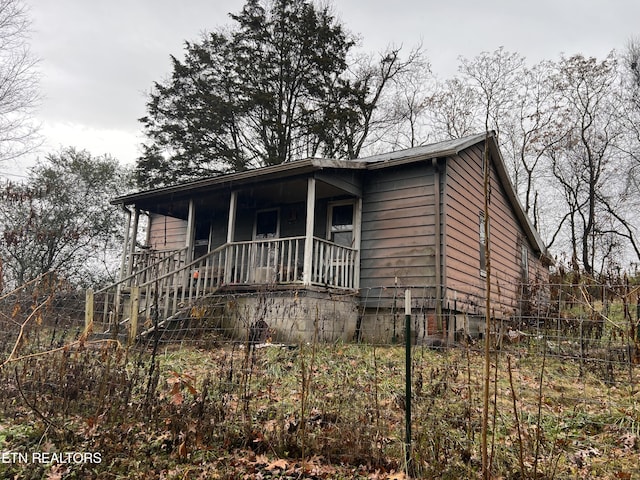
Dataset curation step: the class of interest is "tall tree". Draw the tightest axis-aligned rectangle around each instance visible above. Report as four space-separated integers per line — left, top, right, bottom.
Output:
137 0 355 187
0 0 39 162
136 0 425 188
458 47 525 140
425 77 479 140
0 148 131 287
547 53 623 274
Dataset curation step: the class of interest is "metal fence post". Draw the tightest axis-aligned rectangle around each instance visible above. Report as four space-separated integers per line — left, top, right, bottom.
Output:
404 289 412 470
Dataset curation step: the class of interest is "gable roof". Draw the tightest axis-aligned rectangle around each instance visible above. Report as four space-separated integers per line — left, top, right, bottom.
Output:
359 133 547 259
114 132 548 259
360 132 490 167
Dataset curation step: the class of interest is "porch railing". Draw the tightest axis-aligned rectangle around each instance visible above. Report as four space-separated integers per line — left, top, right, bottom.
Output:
127 247 188 287
85 236 357 340
311 237 356 289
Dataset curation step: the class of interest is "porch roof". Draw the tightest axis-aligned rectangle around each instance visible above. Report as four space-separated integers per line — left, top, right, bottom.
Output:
112 158 366 207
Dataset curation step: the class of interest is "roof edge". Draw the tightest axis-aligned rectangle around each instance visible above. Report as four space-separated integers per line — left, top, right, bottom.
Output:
112 158 366 205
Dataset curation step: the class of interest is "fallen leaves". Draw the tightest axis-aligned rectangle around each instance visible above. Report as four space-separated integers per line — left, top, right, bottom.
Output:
166 371 198 406
265 457 288 471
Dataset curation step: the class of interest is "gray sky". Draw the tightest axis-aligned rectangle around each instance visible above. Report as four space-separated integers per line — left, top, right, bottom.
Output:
10 0 640 174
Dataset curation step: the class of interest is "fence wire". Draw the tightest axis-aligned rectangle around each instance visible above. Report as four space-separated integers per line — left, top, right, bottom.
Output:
0 279 639 479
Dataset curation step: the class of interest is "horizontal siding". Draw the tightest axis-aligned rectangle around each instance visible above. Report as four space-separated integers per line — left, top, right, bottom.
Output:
360 163 436 303
444 144 543 316
148 214 187 251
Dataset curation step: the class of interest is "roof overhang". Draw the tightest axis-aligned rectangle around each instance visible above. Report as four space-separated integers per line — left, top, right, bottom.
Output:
112 158 366 207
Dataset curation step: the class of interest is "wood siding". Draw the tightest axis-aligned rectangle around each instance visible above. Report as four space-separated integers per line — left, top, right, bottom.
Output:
359 163 437 305
148 214 187 251
444 143 544 317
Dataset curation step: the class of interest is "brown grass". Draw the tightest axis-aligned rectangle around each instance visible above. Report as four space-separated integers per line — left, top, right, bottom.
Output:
1 336 638 479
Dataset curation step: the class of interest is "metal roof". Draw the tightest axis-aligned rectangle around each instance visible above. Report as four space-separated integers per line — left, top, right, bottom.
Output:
360 132 489 166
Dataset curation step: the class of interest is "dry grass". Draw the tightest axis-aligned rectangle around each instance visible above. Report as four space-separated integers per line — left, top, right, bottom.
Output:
2 336 638 479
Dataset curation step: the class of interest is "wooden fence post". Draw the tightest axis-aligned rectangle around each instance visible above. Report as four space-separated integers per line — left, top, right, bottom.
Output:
84 288 94 335
129 286 140 345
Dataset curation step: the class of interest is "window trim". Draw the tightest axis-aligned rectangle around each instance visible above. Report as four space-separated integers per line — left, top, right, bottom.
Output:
253 208 280 240
479 212 487 278
326 200 355 247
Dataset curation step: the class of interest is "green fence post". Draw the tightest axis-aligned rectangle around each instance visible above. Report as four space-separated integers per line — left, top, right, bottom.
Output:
405 289 412 471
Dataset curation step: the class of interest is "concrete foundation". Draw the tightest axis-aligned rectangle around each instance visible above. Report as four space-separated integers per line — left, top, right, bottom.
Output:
208 288 359 343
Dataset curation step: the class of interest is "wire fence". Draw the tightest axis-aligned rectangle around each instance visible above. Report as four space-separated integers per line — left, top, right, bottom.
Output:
0 277 639 478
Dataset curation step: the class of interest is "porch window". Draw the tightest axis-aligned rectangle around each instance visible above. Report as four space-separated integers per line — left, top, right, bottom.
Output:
328 202 354 247
254 209 279 239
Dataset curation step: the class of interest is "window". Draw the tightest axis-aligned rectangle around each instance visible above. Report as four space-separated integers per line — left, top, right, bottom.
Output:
254 209 279 239
521 243 529 281
479 212 487 277
328 202 354 247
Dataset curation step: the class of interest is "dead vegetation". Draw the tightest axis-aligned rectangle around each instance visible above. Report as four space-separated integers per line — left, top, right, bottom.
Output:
0 335 639 478
0 280 639 479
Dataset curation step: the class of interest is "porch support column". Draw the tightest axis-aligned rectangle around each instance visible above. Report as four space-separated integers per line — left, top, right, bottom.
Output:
353 197 363 290
224 191 237 284
227 191 237 244
126 208 140 280
119 206 132 282
185 199 196 264
303 177 316 286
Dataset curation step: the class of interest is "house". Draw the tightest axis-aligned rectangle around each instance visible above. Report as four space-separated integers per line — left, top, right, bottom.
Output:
92 132 550 344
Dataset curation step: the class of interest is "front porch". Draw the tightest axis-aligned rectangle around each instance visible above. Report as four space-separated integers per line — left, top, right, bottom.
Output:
88 166 364 341
128 234 357 295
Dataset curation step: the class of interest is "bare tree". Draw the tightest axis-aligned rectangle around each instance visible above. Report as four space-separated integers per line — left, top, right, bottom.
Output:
505 61 562 228
377 48 433 150
424 77 479 140
547 53 624 274
458 47 525 139
320 45 428 158
0 0 39 162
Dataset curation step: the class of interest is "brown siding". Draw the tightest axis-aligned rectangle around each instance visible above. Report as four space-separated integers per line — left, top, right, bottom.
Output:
444 144 545 317
148 214 187 251
359 163 436 305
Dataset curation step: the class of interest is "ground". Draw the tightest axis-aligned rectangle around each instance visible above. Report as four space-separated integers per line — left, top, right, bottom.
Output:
1 333 639 479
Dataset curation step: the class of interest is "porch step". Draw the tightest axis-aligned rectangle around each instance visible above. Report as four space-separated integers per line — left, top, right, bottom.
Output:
137 288 222 340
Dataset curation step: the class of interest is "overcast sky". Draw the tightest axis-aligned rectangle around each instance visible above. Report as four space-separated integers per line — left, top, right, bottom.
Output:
5 0 639 176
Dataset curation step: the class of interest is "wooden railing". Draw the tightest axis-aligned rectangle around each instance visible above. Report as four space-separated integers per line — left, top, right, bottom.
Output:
128 247 188 287
85 236 356 341
224 237 304 284
311 237 356 289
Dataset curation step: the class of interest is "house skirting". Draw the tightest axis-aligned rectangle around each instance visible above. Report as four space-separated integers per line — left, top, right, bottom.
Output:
208 288 359 343
193 289 492 345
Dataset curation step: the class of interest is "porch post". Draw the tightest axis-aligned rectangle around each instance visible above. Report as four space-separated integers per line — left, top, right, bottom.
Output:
119 206 132 282
303 177 316 286
353 197 363 289
185 199 196 264
225 191 237 284
227 191 237 244
126 208 140 279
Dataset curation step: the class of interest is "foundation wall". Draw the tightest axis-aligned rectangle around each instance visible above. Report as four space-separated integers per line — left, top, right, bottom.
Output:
211 289 359 343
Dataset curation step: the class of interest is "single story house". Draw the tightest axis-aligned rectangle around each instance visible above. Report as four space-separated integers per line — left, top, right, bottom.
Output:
96 132 550 343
